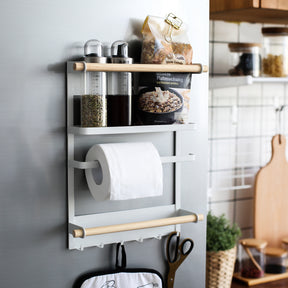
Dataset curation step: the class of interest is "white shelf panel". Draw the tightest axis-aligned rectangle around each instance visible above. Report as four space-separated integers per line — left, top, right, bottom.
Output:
209 76 288 89
68 123 196 135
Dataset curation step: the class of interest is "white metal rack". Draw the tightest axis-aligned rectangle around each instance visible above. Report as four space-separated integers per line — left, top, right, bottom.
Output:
67 61 206 250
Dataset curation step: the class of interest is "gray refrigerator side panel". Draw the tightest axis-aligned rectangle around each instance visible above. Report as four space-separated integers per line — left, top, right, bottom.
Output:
0 1 208 287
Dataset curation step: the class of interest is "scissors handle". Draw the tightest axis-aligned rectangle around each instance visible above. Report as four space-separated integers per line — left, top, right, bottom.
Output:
166 232 180 263
180 238 194 256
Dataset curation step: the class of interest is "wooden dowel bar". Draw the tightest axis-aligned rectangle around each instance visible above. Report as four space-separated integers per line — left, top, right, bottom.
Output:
73 62 208 73
73 213 204 238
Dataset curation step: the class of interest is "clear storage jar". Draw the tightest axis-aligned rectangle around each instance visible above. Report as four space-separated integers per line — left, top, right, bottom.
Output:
228 43 261 77
265 247 287 274
262 27 288 77
239 239 267 279
81 39 107 127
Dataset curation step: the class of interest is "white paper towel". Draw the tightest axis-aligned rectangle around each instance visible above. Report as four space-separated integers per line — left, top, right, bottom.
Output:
85 142 163 200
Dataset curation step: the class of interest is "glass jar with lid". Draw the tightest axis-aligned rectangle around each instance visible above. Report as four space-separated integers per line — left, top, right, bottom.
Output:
228 43 261 77
239 238 267 279
262 27 288 77
265 247 287 274
81 39 107 127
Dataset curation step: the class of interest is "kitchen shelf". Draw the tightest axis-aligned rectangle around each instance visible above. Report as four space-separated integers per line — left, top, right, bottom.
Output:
67 61 206 250
68 123 197 135
210 0 288 24
72 62 208 73
209 76 288 89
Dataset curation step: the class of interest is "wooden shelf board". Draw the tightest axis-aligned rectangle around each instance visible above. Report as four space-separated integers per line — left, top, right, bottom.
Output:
210 8 288 24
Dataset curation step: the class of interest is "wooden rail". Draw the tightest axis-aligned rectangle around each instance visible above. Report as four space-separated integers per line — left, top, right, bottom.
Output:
73 213 204 238
73 62 208 73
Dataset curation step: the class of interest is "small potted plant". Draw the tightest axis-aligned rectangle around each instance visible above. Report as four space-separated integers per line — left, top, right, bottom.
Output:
206 211 241 288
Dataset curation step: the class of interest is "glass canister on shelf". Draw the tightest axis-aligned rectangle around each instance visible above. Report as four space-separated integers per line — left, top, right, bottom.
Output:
262 27 288 77
239 238 267 279
81 39 107 127
228 43 261 77
265 247 287 274
107 40 133 127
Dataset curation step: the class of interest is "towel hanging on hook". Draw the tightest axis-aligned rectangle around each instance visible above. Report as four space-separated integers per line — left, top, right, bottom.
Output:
73 243 164 288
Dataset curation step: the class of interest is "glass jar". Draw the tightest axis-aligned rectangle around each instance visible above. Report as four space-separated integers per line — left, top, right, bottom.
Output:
228 43 261 77
262 27 288 77
239 238 267 278
81 39 107 127
107 40 132 127
265 247 287 274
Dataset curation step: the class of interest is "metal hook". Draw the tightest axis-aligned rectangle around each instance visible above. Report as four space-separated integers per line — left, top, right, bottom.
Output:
275 105 286 143
154 235 162 240
96 243 105 249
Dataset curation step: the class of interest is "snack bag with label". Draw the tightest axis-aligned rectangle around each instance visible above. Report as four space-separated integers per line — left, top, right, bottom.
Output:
137 14 193 125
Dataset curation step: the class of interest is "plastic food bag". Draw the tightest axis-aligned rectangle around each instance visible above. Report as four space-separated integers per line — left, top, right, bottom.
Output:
137 14 193 125
141 13 193 65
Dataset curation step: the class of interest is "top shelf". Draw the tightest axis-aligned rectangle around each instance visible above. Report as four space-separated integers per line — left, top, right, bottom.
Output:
209 76 288 89
210 0 288 24
72 62 208 73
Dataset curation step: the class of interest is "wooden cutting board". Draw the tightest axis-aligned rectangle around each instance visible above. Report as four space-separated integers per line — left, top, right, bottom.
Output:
254 134 288 248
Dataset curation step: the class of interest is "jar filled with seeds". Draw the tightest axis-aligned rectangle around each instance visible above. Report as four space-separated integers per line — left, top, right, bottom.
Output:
262 27 288 77
239 238 267 279
81 39 107 127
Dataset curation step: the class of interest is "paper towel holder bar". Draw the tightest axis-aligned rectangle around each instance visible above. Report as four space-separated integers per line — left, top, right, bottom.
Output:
69 154 196 169
71 211 204 238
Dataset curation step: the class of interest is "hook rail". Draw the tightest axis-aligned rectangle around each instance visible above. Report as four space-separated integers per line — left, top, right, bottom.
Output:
73 62 208 73
72 212 204 238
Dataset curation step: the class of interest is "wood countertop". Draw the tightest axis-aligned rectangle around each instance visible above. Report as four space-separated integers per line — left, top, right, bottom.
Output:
232 278 288 288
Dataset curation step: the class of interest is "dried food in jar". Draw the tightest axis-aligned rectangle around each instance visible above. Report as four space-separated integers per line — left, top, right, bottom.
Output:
138 87 182 113
81 94 107 127
262 54 285 77
228 43 261 77
229 53 261 76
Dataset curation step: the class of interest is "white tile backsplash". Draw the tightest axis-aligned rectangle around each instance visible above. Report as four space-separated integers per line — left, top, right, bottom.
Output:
239 22 263 43
209 20 288 234
213 43 231 74
214 21 239 42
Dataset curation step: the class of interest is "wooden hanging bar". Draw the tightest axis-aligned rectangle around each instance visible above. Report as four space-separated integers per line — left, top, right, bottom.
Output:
73 213 204 238
73 62 208 73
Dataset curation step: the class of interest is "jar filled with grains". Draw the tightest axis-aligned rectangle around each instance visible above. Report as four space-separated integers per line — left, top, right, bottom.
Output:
239 238 267 279
262 27 288 77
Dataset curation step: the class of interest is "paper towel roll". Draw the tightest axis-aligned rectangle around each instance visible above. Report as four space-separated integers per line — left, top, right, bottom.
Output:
85 142 163 201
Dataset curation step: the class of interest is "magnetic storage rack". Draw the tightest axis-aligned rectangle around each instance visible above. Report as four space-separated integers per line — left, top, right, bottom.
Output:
67 62 207 250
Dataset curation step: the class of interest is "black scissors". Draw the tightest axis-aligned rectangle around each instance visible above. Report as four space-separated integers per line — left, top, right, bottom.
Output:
166 231 194 288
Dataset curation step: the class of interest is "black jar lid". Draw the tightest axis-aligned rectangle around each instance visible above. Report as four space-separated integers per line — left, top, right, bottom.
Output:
262 27 288 36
